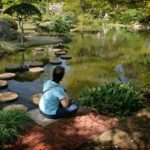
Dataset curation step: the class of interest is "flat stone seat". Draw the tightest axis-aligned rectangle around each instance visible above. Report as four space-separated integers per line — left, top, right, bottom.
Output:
31 93 42 105
0 73 16 80
0 80 8 89
3 104 28 112
34 47 44 51
26 109 60 127
30 62 44 68
5 64 22 72
51 48 62 52
0 92 18 102
54 50 67 56
29 67 44 73
60 55 72 60
49 59 62 65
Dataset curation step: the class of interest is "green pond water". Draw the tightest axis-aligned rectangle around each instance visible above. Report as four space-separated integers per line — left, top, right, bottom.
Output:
0 28 150 109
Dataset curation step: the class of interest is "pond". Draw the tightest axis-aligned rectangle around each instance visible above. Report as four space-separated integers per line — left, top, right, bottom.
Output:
0 28 150 110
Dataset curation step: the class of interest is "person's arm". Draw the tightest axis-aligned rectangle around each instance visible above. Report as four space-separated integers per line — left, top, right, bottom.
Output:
60 99 69 108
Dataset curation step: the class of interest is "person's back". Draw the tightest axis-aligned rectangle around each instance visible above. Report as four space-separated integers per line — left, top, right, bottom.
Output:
39 66 79 119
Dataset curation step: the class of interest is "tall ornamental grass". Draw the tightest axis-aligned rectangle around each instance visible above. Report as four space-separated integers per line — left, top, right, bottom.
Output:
77 82 143 117
0 109 30 147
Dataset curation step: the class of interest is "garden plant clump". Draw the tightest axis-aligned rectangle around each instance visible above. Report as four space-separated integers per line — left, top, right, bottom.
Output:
77 82 143 117
0 109 30 148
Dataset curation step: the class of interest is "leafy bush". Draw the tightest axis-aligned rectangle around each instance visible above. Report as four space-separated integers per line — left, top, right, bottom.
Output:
75 14 102 31
0 109 30 147
48 15 72 34
119 9 144 24
77 82 143 117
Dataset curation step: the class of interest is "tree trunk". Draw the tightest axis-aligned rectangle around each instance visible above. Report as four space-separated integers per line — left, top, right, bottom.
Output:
18 19 24 43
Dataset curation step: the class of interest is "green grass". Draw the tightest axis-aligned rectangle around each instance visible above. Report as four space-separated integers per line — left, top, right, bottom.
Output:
0 109 30 147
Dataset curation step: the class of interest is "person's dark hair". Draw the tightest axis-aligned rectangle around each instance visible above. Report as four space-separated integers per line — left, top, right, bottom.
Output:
52 66 65 83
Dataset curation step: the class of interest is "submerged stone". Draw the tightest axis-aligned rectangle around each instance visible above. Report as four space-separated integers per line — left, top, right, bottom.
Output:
30 62 44 68
5 64 22 72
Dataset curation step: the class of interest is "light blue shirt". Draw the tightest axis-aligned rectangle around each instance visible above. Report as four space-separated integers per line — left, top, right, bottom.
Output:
39 80 65 115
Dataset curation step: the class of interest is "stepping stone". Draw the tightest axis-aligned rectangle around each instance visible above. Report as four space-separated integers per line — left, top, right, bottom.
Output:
51 48 62 53
60 55 72 60
5 64 22 72
29 67 44 73
34 47 44 51
3 104 28 112
30 62 44 68
53 44 67 49
0 92 18 102
0 80 8 89
54 50 67 56
26 109 60 127
49 59 62 65
0 73 16 80
31 93 42 105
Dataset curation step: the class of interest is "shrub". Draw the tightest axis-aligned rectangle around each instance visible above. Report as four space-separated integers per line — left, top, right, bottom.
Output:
75 14 102 31
0 109 30 147
77 82 143 117
119 9 144 24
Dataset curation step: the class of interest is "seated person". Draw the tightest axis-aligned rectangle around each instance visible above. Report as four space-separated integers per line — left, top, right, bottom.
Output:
39 66 79 119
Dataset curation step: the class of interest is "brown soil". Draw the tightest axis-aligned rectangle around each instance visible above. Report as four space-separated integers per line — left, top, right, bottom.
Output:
4 109 117 150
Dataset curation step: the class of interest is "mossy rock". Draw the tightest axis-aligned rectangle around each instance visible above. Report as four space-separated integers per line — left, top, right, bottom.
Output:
34 47 44 51
5 64 22 72
29 67 44 73
51 48 62 52
30 61 44 68
3 104 28 112
0 73 16 80
0 80 8 89
49 59 62 65
60 55 72 60
31 93 42 105
0 92 18 102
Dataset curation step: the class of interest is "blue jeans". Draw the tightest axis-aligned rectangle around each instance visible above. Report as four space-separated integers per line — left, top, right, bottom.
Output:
40 102 79 119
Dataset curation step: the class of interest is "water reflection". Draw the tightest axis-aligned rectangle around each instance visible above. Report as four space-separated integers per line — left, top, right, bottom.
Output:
0 29 150 108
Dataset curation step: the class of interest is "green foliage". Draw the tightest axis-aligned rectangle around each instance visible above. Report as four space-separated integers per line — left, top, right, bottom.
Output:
77 82 143 117
0 109 30 147
119 9 144 24
75 14 102 31
4 2 41 19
